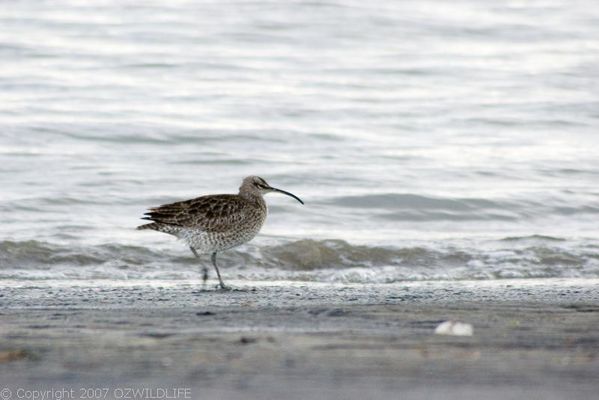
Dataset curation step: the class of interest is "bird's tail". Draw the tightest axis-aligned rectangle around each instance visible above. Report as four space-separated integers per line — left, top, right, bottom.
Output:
136 222 160 231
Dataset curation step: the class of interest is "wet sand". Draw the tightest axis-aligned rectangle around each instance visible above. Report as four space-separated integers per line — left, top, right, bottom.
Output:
1 279 598 399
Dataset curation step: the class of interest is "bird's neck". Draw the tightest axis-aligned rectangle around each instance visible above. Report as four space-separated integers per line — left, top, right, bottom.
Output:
239 190 266 210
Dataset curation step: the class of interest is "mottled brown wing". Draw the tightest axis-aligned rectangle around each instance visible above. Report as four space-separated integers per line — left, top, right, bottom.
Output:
141 194 250 232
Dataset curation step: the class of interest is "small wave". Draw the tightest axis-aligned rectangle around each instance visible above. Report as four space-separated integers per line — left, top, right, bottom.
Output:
325 193 599 221
0 240 154 268
1 238 599 283
328 194 503 211
326 193 521 221
501 235 566 242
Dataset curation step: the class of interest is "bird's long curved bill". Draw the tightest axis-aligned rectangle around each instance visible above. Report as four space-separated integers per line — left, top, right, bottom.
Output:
271 187 304 204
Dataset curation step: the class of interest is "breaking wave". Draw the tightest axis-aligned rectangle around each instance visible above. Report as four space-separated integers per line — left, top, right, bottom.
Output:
1 237 599 283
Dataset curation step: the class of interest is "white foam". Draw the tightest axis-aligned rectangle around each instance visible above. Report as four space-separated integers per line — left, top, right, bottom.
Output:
434 321 473 337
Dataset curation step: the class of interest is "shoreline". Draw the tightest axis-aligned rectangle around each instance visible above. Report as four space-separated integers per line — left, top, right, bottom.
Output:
1 278 598 399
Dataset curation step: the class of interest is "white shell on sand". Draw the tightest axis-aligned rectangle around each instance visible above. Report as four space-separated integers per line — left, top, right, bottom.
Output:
434 321 473 336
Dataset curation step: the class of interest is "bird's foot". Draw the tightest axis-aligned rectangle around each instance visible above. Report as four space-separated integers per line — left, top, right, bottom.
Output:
217 285 255 292
193 284 249 292
217 284 233 291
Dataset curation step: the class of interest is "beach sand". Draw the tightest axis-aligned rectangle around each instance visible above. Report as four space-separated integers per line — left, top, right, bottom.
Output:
1 278 598 399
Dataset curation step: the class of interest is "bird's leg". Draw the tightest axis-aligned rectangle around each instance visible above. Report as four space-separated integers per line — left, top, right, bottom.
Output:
190 247 208 288
211 252 228 290
202 267 208 286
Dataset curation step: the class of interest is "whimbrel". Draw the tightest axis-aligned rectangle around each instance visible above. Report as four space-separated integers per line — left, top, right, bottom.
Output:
137 176 303 289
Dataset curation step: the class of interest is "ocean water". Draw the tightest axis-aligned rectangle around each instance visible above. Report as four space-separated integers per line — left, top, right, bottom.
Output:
1 0 599 283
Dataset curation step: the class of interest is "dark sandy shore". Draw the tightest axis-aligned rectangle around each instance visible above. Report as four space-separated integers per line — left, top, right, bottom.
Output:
1 278 598 400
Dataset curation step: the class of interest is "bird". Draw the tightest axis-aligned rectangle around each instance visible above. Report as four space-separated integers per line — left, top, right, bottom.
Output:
137 176 303 289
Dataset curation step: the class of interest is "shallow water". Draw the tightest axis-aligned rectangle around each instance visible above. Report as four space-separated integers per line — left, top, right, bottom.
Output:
1 1 599 282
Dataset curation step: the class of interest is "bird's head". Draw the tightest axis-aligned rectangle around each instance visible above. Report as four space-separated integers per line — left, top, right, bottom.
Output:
240 176 304 204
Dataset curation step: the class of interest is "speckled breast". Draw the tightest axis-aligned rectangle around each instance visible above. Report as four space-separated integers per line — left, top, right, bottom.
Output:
180 202 267 254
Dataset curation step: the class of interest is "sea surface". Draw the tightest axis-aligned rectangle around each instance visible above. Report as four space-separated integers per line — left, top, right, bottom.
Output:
1 0 599 283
